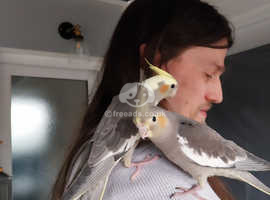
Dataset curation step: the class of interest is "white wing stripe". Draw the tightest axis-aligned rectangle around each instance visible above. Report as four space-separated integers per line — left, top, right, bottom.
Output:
177 135 242 168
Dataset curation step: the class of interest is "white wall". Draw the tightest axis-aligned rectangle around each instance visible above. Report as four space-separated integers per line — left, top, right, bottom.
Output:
0 0 123 57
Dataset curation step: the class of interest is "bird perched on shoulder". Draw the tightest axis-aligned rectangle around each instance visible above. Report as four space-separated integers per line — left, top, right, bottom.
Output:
61 59 178 200
134 105 270 199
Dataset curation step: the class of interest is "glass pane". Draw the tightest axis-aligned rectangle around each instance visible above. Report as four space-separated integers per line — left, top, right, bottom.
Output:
11 76 88 200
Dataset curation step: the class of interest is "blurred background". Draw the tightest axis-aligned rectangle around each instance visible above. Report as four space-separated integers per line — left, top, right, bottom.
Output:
0 0 270 199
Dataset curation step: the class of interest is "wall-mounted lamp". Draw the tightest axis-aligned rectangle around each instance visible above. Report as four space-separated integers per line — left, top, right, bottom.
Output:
58 22 90 57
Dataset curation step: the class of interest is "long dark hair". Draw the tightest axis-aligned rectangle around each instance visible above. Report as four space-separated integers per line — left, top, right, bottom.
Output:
52 0 234 199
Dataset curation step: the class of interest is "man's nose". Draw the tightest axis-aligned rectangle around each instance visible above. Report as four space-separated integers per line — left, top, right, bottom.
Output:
205 78 223 104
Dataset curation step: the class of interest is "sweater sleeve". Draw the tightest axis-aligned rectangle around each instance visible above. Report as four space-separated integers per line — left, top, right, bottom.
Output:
100 142 220 200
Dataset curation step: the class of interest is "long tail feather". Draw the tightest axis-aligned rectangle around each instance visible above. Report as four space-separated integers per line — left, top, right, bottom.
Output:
62 157 116 200
235 151 270 171
234 171 270 196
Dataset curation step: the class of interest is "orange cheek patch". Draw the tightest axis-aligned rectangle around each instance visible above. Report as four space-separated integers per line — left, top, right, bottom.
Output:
159 84 169 94
157 116 167 128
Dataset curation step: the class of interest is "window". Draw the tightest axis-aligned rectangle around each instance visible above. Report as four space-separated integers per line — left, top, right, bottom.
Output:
0 47 102 200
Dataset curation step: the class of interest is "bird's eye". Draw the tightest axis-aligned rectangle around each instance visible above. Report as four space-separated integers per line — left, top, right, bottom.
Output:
152 116 157 122
171 84 175 88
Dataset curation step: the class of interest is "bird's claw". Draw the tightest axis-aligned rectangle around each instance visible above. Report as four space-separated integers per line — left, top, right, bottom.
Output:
170 185 207 200
129 154 160 181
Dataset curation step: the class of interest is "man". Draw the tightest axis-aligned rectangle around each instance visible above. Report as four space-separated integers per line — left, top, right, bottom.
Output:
53 1 234 199
102 38 231 200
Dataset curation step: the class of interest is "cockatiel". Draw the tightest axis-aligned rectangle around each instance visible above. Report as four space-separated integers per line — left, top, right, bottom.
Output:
61 59 178 200
134 105 270 198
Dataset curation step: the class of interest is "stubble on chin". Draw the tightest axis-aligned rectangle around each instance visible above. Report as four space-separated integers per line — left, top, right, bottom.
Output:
191 109 206 123
160 99 207 123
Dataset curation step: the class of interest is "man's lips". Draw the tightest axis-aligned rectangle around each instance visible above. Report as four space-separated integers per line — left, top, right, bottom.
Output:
200 105 211 113
201 108 209 112
200 107 210 118
200 110 208 118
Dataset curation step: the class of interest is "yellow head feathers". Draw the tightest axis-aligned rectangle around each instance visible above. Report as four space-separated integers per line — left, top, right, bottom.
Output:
144 58 175 80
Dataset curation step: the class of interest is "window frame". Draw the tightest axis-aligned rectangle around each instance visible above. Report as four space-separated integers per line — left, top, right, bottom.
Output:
0 47 102 176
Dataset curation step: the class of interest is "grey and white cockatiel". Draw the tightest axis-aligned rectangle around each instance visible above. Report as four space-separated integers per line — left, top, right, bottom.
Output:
61 59 178 200
134 105 270 198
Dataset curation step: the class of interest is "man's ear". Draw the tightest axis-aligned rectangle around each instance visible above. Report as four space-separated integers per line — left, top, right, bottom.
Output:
139 44 146 81
160 63 166 70
158 56 168 72
153 51 161 67
139 44 165 78
139 43 146 58
139 43 147 70
139 43 161 66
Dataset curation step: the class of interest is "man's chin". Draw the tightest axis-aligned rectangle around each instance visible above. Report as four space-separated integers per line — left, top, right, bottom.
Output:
196 118 206 124
176 110 206 123
193 113 207 123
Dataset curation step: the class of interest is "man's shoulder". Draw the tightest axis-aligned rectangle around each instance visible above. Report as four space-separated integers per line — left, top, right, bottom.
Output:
103 142 220 200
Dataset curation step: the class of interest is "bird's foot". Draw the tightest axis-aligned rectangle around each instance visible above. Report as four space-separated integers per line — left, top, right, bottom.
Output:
170 185 207 200
129 154 160 181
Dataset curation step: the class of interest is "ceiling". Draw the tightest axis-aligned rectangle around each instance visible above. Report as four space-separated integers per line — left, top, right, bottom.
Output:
204 0 270 55
99 0 270 55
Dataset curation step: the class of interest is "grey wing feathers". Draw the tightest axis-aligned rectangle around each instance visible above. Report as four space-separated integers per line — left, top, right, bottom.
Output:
235 151 270 171
91 96 126 141
63 96 139 200
177 118 246 164
65 140 92 190
62 156 118 200
88 116 138 166
176 112 270 170
88 96 138 166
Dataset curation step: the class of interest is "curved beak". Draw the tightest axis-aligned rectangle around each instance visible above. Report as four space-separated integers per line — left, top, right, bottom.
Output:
134 117 150 139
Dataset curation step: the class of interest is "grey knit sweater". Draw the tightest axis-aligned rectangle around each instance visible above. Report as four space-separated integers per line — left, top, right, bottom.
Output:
76 142 220 200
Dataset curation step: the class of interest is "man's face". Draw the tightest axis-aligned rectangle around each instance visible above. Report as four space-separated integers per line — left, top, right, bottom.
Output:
160 40 228 123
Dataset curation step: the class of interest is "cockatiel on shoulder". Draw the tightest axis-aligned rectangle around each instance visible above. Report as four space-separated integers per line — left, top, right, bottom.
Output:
134 105 270 199
61 59 178 200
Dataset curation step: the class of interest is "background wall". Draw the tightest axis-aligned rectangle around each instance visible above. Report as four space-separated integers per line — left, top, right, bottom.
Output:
0 0 122 57
208 44 270 200
2 0 270 57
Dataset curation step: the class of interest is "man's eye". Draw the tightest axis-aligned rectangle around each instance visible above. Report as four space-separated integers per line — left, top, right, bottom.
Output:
205 73 213 79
